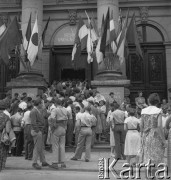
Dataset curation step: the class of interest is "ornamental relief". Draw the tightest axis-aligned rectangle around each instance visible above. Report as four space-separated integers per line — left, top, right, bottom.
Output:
139 6 149 24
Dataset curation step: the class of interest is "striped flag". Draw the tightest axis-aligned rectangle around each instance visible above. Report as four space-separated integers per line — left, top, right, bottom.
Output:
85 11 98 63
110 10 117 53
0 17 22 65
116 9 129 64
0 18 6 37
23 13 31 50
72 17 88 63
27 14 38 66
116 9 129 51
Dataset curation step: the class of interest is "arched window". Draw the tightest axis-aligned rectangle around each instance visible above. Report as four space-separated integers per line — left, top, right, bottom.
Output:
136 24 164 43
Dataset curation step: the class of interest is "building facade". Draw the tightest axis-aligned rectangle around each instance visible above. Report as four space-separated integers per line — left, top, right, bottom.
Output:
0 0 170 104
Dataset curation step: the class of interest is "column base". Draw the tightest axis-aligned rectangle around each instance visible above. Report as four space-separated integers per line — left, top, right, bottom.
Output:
92 70 130 104
6 70 48 99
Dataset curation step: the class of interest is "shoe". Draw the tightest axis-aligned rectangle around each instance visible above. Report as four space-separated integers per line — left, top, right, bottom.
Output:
49 163 59 169
61 163 66 168
25 157 28 160
32 163 41 170
42 162 49 167
70 157 78 161
85 159 89 162
28 158 32 160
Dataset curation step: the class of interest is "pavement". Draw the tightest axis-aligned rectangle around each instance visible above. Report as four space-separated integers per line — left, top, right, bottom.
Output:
5 151 125 172
2 151 170 180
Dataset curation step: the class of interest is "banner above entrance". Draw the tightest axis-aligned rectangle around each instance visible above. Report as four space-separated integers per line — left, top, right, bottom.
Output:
53 24 77 45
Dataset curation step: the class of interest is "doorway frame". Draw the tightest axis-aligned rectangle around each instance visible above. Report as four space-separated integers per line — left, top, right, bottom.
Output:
49 45 92 83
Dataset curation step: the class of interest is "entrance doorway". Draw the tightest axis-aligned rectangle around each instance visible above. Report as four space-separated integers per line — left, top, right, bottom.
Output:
61 68 85 81
127 24 167 104
50 46 91 83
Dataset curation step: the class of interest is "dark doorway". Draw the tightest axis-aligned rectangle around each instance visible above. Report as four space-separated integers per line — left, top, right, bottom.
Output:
61 68 85 81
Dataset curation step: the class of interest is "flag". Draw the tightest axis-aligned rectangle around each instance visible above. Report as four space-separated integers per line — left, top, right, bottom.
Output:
110 10 117 53
101 14 105 36
23 13 31 50
96 37 103 64
42 17 50 46
6 13 11 27
116 9 129 51
78 18 88 50
117 9 123 36
100 8 110 57
126 13 143 58
27 14 38 66
0 18 6 36
116 9 129 64
85 11 98 63
117 29 127 64
72 17 87 64
0 17 22 64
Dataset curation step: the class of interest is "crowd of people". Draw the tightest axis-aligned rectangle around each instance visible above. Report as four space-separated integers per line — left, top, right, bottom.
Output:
0 80 171 178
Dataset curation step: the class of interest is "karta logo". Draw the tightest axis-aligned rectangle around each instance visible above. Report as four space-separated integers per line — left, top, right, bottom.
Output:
98 158 170 179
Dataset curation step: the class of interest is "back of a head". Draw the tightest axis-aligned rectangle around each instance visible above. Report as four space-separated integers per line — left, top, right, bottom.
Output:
113 102 120 110
84 105 91 112
55 98 62 106
34 98 42 107
148 93 160 106
129 107 136 116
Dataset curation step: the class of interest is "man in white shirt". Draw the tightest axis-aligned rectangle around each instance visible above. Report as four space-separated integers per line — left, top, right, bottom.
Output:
22 104 34 160
66 100 74 147
71 106 97 162
74 106 82 145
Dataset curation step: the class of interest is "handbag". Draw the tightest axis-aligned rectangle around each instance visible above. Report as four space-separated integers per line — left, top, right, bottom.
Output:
1 128 10 146
164 128 169 140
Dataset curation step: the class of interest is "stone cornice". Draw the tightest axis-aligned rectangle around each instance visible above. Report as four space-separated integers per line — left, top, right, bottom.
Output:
119 0 171 8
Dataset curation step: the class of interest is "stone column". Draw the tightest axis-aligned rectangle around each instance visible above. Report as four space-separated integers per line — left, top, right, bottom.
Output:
97 0 119 33
165 43 171 102
21 0 43 72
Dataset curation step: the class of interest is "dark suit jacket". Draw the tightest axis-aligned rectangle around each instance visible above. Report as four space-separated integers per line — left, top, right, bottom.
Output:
30 107 44 132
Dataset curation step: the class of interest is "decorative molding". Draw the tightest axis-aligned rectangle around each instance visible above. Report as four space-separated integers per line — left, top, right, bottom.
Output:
68 9 77 25
139 6 149 24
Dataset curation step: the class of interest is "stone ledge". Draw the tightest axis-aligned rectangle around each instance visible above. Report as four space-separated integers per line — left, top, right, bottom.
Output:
91 80 130 87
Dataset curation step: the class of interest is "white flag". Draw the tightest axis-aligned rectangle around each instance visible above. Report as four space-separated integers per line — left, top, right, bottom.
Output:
27 14 38 66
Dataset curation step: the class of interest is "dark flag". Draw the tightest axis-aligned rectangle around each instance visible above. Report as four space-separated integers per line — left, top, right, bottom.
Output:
0 16 22 64
23 13 31 50
126 13 143 58
42 17 50 46
100 8 110 57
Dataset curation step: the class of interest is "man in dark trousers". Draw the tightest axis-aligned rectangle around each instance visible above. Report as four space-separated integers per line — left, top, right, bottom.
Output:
30 98 49 170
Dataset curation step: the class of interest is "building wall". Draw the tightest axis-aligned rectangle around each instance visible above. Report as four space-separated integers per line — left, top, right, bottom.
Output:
0 0 170 97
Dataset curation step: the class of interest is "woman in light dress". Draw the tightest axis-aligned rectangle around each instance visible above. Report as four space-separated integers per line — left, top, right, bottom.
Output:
140 93 166 180
124 108 141 165
106 103 115 157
